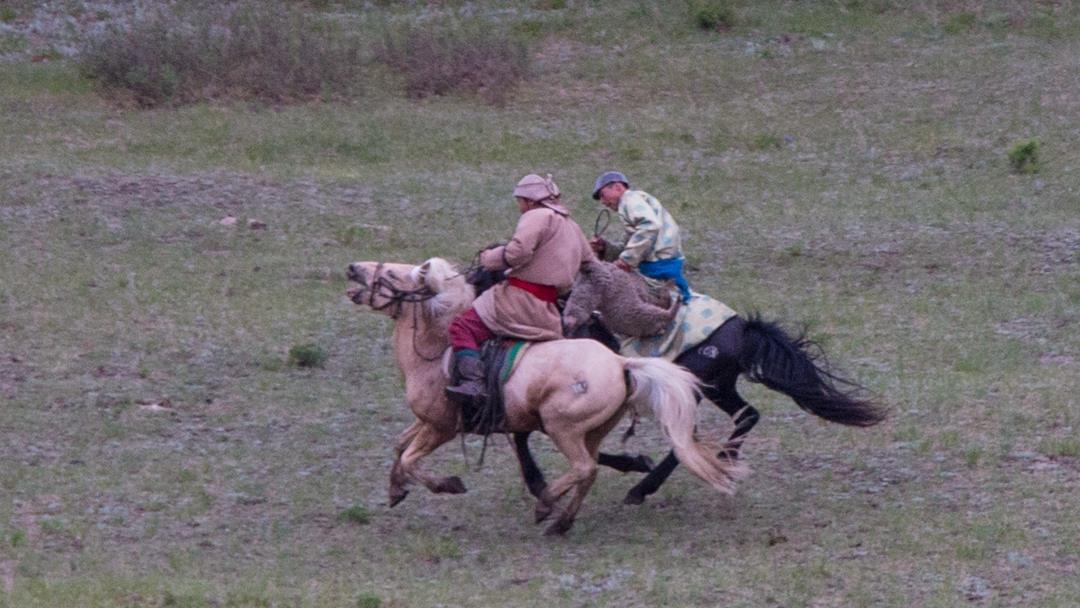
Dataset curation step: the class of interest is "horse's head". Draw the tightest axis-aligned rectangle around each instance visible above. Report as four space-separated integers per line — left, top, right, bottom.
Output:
347 258 474 321
347 261 424 315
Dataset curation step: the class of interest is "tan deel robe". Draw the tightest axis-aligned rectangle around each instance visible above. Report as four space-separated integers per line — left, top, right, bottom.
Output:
473 207 595 340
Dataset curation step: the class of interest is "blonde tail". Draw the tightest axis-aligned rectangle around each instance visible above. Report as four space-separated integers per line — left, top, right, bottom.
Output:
624 357 746 494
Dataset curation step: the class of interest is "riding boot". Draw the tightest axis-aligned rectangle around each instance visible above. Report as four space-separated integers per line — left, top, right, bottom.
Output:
445 353 487 405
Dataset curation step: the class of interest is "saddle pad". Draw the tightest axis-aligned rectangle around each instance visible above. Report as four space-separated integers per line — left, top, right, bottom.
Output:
499 340 531 384
457 340 532 436
620 289 737 361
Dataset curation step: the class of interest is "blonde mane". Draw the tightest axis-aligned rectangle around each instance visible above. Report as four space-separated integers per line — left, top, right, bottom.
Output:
412 257 475 329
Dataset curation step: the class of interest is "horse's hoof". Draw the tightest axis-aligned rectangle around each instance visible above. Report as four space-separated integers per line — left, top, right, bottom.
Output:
543 518 574 536
632 454 655 473
623 490 646 506
535 502 554 524
436 476 467 494
717 448 740 461
389 489 409 508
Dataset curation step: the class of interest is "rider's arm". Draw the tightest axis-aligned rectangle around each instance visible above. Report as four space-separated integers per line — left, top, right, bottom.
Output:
617 193 662 268
480 209 550 271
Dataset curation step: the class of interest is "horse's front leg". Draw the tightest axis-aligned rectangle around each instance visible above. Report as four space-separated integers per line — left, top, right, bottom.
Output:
598 451 654 473
389 420 424 506
391 421 465 507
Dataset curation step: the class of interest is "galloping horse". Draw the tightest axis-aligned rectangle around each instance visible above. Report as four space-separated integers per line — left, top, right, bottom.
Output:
513 261 888 505
346 257 744 535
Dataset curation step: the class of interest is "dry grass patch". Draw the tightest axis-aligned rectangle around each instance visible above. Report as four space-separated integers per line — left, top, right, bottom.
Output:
78 2 364 107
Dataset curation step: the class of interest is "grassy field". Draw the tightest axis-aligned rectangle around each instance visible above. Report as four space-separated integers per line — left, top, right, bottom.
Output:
2 1 1080 606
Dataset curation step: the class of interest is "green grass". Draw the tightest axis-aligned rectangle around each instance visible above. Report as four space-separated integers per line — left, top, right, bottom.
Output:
2 0 1080 606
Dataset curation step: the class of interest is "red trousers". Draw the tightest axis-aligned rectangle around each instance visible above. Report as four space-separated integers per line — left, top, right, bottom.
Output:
448 308 495 353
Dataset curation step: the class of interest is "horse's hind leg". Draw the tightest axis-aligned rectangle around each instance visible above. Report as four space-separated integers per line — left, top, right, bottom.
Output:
620 318 759 506
545 427 619 535
692 317 760 457
537 432 599 536
621 381 755 505
702 382 759 460
514 432 653 501
391 421 464 506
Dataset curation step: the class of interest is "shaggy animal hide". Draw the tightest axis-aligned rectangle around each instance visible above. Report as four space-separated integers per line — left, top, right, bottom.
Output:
564 259 680 337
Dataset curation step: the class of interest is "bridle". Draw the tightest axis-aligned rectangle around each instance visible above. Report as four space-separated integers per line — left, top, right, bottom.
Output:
355 263 438 319
353 263 448 362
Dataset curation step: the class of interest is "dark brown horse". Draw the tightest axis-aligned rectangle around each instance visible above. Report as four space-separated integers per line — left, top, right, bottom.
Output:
513 265 887 505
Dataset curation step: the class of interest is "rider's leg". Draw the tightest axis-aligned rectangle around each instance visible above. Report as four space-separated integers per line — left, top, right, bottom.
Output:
446 308 494 404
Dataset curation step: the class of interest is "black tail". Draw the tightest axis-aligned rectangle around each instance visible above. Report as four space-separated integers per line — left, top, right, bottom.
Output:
738 314 886 427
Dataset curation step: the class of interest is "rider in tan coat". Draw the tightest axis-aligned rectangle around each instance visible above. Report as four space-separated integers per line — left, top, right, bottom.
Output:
446 174 596 405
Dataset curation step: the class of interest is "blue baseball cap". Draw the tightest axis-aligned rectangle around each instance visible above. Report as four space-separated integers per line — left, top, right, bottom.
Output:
592 171 629 200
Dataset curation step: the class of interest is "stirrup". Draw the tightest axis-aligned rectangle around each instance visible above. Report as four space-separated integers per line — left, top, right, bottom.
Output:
445 382 487 405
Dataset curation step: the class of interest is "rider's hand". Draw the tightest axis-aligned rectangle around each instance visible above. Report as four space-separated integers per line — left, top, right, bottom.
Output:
589 236 606 256
615 259 632 272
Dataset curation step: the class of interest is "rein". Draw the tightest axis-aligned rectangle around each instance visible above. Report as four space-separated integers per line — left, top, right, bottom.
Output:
594 208 611 238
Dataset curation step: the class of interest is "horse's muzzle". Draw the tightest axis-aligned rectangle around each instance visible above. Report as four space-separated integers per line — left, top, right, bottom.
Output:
346 264 365 284
347 264 369 304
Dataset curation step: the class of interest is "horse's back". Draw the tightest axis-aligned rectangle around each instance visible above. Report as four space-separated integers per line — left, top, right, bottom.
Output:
519 339 625 378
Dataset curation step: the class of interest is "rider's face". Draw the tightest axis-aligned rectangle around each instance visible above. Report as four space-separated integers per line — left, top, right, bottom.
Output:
598 183 624 210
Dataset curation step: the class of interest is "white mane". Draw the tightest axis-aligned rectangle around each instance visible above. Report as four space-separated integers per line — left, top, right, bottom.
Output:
411 257 475 326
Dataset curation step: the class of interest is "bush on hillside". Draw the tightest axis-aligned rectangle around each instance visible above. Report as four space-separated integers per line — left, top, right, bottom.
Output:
78 3 364 107
374 21 529 107
690 0 738 32
1008 138 1041 174
288 343 328 369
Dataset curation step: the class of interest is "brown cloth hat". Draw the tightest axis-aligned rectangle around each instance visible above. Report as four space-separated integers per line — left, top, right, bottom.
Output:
513 174 568 215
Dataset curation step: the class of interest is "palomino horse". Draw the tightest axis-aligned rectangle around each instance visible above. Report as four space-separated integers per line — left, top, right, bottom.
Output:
346 257 744 535
513 261 887 506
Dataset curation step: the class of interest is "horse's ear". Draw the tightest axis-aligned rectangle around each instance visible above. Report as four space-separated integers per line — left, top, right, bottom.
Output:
413 260 433 285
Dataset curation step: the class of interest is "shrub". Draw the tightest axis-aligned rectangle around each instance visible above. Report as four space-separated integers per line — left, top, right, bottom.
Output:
690 0 737 32
1039 437 1080 458
288 343 328 369
944 11 977 35
374 21 529 106
1008 138 1041 174
338 505 371 524
78 2 364 107
753 134 782 151
0 7 17 24
356 594 381 608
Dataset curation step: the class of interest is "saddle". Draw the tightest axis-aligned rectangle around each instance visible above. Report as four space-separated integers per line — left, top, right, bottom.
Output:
453 339 530 435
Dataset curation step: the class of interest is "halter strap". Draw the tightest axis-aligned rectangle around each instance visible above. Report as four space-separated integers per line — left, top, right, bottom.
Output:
364 263 438 319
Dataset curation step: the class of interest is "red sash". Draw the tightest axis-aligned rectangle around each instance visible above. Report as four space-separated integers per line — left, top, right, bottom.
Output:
507 277 558 304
